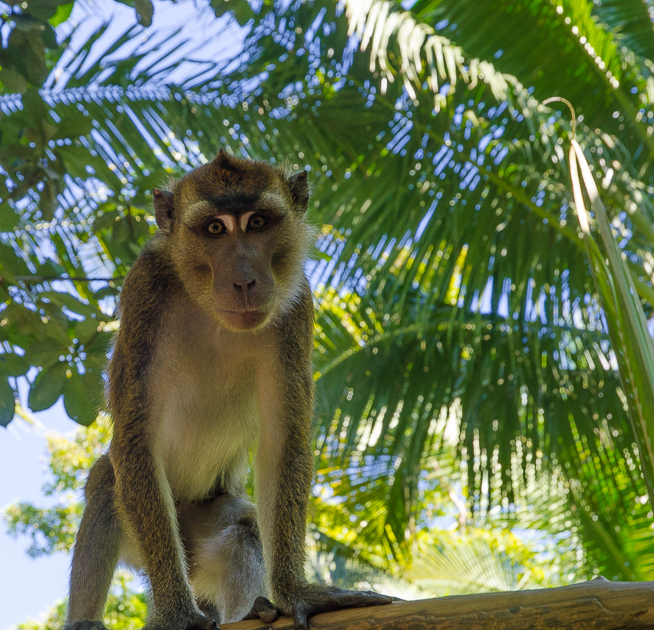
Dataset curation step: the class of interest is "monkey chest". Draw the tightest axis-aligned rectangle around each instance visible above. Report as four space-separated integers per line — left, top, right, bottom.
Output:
150 350 259 501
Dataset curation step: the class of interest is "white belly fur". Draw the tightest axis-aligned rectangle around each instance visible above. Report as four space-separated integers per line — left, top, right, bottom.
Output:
149 304 261 501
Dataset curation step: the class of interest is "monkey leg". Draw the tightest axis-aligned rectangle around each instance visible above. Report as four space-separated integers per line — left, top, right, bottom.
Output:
66 454 121 629
177 495 278 624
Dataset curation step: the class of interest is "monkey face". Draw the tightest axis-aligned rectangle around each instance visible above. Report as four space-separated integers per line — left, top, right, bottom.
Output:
183 205 293 331
153 152 315 331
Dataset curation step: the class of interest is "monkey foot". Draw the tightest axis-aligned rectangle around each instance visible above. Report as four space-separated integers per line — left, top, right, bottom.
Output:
282 585 393 630
243 596 279 624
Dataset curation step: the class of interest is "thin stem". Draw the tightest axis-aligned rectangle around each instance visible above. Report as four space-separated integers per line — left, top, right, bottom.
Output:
543 97 577 139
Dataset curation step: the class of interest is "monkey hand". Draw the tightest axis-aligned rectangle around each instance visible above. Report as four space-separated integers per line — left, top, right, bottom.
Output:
277 583 393 630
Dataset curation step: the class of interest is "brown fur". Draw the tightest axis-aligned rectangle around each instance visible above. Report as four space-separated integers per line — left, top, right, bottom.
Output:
65 151 391 630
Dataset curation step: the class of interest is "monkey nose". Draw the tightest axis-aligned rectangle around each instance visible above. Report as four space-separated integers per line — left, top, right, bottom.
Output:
233 279 256 296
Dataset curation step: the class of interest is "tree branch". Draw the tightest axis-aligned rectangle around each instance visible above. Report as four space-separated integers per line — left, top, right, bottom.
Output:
221 579 654 629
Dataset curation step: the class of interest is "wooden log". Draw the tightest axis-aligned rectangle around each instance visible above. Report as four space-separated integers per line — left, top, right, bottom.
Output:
221 579 654 629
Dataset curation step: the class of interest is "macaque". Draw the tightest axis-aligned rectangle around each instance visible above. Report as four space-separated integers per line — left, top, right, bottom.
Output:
65 151 391 630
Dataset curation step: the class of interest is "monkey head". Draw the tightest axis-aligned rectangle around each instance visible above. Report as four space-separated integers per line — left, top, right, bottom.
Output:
152 151 316 331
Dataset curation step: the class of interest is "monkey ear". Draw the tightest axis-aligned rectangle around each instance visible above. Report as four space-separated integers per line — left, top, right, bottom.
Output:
286 170 310 213
212 150 240 171
153 189 175 233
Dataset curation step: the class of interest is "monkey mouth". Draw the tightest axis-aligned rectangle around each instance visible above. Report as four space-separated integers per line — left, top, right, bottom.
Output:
217 308 269 330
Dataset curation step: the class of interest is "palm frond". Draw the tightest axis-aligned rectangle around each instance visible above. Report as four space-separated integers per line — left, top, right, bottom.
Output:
410 0 654 167
342 0 509 105
592 0 654 62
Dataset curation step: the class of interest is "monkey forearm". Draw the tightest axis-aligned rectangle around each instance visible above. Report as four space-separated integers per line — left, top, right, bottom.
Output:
269 439 313 597
255 371 393 629
110 445 197 619
255 388 313 600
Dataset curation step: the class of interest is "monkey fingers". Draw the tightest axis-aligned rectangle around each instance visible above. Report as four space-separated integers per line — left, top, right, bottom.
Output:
242 596 279 624
288 585 393 630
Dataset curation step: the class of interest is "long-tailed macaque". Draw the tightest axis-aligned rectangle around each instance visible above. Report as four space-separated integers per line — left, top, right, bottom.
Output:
64 151 391 630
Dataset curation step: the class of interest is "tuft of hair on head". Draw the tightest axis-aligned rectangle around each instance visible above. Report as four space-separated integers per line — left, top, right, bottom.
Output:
211 149 242 172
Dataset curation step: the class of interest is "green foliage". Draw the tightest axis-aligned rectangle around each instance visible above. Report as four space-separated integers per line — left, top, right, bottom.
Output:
310 445 583 591
3 0 654 617
14 573 147 630
563 132 654 507
4 420 148 630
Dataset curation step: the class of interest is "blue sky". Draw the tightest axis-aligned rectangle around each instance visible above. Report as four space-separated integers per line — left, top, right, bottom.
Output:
1 401 79 629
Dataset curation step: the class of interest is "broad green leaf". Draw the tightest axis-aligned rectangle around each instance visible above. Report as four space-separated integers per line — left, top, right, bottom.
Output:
23 336 70 368
39 178 62 221
55 145 100 181
27 0 73 22
62 368 103 426
28 362 68 412
0 376 15 427
85 331 113 355
210 0 256 24
0 242 30 280
135 0 154 27
0 352 30 377
49 110 94 141
35 258 67 279
0 67 28 94
75 317 101 345
0 202 19 231
115 0 154 27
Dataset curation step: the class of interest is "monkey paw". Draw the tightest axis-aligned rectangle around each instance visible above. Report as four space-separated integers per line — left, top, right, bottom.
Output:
242 596 279 624
279 584 393 630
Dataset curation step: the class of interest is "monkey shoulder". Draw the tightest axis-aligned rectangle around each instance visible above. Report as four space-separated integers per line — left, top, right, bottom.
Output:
118 241 181 322
108 240 184 422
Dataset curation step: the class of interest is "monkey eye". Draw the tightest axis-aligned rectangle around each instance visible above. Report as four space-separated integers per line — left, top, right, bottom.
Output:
205 220 226 236
247 214 268 231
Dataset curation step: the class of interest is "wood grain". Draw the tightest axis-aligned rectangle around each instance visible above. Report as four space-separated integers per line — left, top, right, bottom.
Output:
221 579 654 629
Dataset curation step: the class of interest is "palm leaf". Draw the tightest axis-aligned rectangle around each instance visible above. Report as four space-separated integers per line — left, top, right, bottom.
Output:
342 0 510 104
566 122 654 503
592 0 654 62
410 0 654 168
